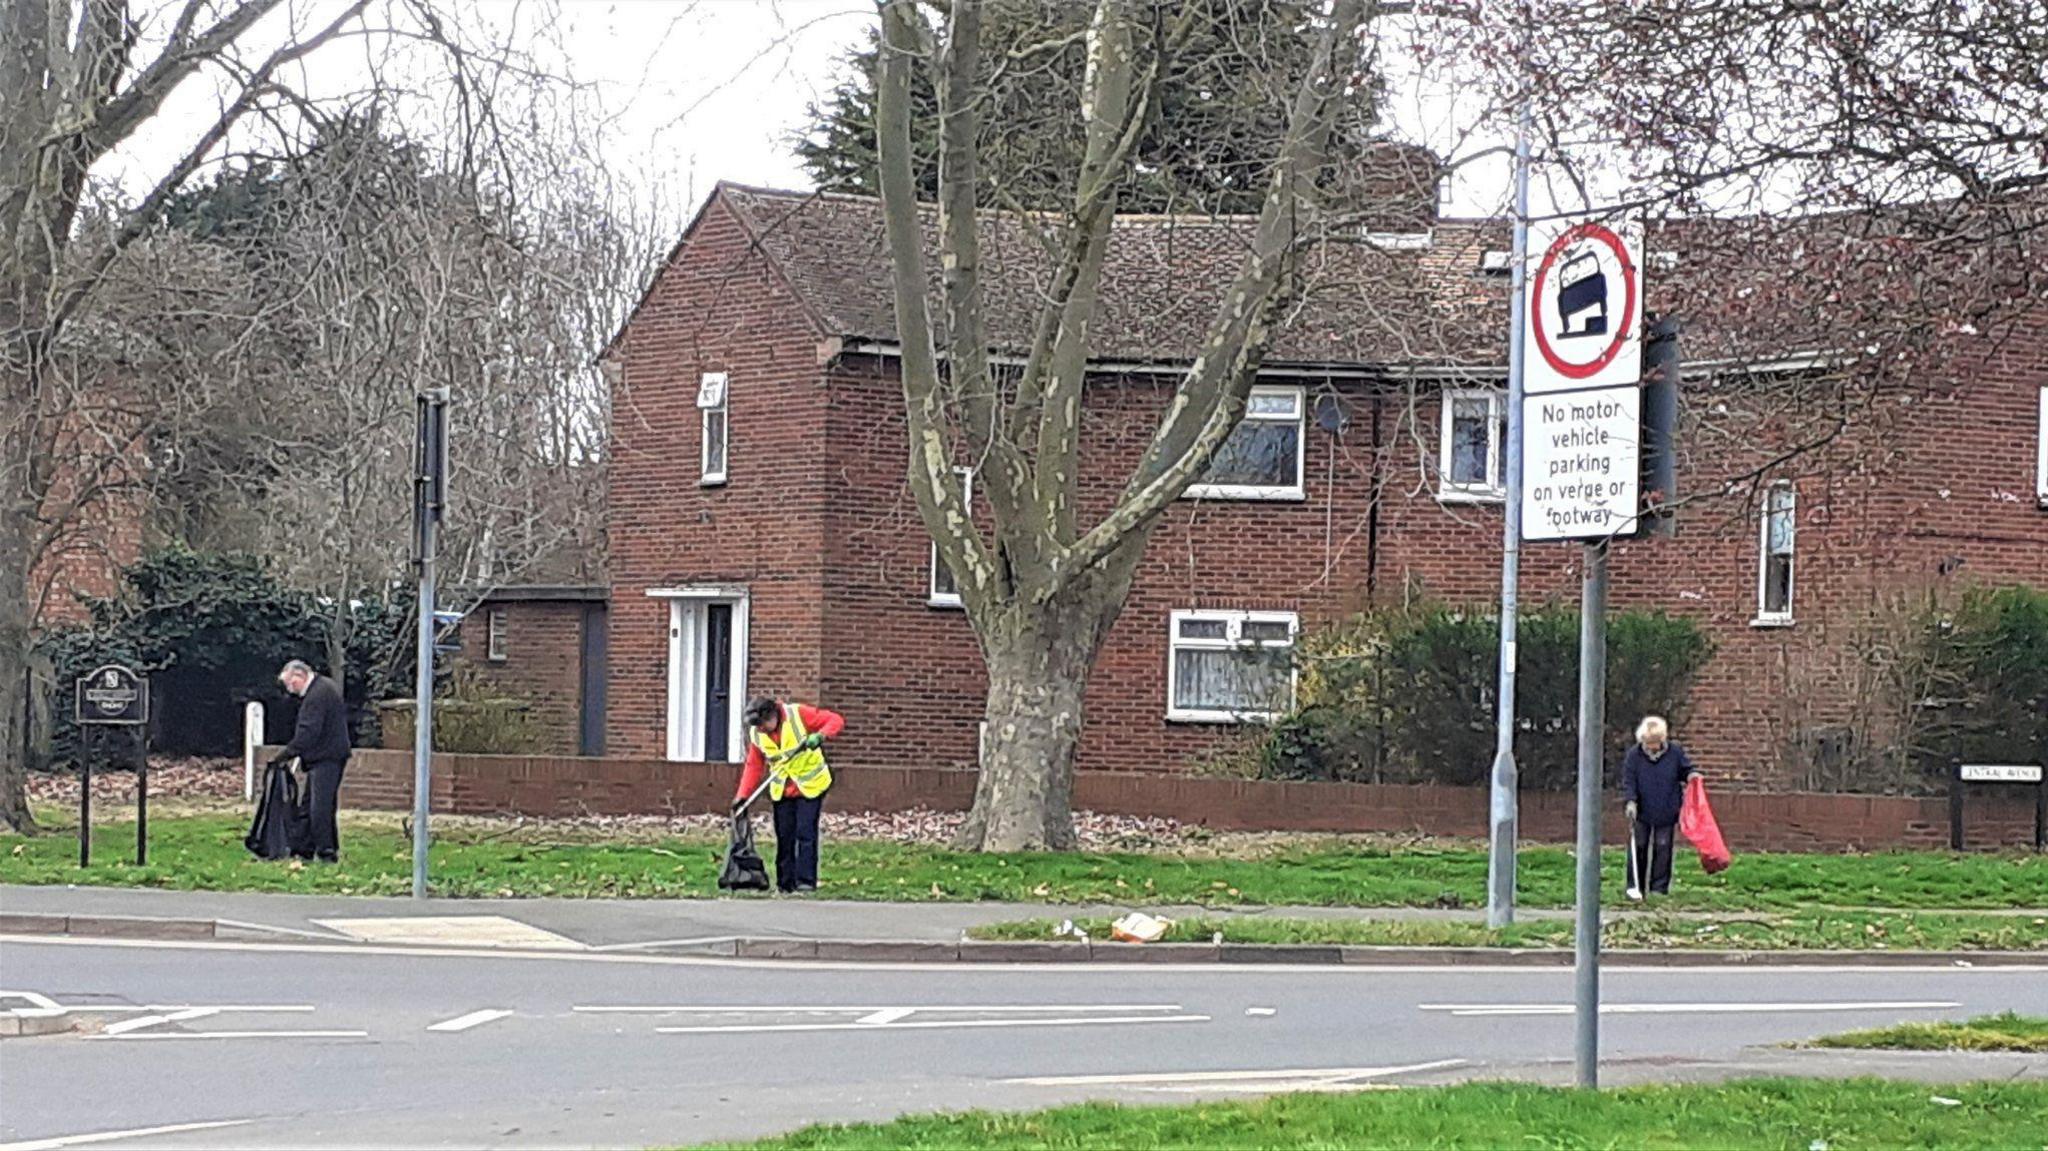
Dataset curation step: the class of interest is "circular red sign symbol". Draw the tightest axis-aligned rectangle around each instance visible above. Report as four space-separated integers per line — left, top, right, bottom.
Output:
1529 222 1638 382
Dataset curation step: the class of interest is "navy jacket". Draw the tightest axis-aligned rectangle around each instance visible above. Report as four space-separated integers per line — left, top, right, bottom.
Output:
1621 741 1695 827
282 674 352 766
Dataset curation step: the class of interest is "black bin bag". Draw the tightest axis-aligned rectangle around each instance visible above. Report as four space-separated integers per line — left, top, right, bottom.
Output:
718 814 771 891
245 762 313 860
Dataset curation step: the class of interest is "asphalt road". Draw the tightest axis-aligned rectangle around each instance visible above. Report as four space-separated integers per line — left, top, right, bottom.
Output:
4 936 2046 1149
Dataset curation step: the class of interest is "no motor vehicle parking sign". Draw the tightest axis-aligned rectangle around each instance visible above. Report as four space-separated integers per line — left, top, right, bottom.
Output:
1521 215 1645 542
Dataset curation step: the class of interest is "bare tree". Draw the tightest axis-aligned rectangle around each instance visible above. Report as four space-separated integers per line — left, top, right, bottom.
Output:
873 0 1377 850
0 0 397 831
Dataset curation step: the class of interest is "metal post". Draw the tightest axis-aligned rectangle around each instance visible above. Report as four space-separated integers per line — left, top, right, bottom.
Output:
1949 758 1965 851
1488 38 1536 931
412 389 449 900
1574 540 1610 1089
78 727 91 868
135 730 148 867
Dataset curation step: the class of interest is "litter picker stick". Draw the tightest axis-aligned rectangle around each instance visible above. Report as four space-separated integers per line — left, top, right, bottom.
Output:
734 775 774 814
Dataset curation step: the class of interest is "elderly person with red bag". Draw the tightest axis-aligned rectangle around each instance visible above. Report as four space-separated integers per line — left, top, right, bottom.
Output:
1620 715 1695 900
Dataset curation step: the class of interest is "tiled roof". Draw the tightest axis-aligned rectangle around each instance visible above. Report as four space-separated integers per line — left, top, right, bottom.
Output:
701 182 2041 373
717 183 1510 370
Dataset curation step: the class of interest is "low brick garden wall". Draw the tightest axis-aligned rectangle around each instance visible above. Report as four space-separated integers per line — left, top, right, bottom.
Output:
324 748 2044 853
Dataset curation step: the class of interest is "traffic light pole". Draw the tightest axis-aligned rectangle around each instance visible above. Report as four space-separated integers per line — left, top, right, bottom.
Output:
412 389 449 900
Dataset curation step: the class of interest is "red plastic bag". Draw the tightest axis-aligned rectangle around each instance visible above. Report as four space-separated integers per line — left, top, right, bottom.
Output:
1679 775 1732 874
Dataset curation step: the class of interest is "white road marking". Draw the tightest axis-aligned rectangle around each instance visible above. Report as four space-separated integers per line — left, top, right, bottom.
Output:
0 990 65 1018
574 1003 1183 1014
1245 1007 1277 1017
657 1013 1210 1035
13 934 2048 976
1009 1058 1468 1088
0 1120 253 1151
87 1030 368 1040
856 1007 916 1025
1420 1000 1962 1017
101 1007 220 1036
428 1008 514 1032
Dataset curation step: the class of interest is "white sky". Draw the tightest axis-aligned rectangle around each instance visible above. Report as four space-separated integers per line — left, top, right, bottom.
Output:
108 1 1526 240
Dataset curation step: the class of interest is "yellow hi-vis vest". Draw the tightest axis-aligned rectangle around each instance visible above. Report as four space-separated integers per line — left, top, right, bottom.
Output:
752 703 832 800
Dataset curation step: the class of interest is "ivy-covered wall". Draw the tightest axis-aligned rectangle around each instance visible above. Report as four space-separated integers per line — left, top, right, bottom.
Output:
35 547 413 765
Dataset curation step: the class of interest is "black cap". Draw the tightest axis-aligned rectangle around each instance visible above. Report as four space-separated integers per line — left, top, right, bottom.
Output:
743 697 779 728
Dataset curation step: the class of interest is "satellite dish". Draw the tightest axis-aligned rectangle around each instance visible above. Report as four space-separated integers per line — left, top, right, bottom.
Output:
1313 393 1348 435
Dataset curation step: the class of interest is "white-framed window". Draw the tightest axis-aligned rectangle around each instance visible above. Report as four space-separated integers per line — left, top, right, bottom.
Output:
1754 483 1796 626
1186 385 1306 501
2035 385 2046 506
1166 609 1299 723
698 372 729 485
929 466 973 608
486 608 507 662
1439 388 1507 502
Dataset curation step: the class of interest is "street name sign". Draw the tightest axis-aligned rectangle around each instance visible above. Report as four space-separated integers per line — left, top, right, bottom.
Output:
1521 215 1646 542
1959 764 2044 783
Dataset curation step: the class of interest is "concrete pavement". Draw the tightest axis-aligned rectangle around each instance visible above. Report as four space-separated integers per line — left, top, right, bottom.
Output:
2 932 2045 1149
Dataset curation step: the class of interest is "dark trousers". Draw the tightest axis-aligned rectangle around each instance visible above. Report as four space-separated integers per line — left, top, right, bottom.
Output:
771 794 824 892
305 760 346 862
1630 820 1675 894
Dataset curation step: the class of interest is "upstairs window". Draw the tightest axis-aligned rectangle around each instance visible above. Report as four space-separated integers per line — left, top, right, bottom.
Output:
1167 610 1299 723
1187 386 1305 501
486 608 508 661
2036 386 2046 506
1440 388 1506 502
929 467 974 607
1756 484 1796 625
698 372 729 485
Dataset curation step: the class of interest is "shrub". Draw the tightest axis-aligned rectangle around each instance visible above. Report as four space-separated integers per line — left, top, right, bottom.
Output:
1259 602 1714 789
1901 584 2048 785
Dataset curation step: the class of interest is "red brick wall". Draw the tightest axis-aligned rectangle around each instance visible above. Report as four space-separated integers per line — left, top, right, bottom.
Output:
447 601 589 755
339 749 2045 852
605 195 835 760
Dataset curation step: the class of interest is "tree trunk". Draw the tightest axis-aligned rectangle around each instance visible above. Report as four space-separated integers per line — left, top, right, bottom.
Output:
0 503 39 833
956 551 1141 852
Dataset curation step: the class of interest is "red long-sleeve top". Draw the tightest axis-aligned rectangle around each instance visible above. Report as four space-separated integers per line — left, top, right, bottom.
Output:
735 704 846 801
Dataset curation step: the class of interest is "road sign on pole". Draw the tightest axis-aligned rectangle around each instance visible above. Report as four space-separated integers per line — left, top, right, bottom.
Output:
1521 216 1646 545
1517 213 1646 1090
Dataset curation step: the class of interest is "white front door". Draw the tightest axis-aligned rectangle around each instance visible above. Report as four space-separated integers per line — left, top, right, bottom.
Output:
662 590 750 763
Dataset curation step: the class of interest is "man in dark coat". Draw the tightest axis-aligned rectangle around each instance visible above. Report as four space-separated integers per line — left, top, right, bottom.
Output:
1620 714 1695 899
275 659 351 862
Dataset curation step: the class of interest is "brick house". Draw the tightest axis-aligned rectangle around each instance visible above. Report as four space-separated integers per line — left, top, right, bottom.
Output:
603 181 2047 789
445 585 610 757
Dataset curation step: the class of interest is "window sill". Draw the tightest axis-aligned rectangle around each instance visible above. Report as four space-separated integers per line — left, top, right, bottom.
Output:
1438 487 1506 505
700 476 728 489
1166 709 1281 726
1749 616 1796 630
1183 485 1306 503
927 596 964 610
486 656 508 664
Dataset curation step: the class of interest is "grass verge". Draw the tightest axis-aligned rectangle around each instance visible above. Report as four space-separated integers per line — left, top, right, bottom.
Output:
718 1078 2048 1150
4 811 2045 911
1812 1012 2048 1052
970 912 2048 951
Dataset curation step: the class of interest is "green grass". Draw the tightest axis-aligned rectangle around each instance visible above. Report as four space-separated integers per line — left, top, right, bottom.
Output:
1813 1012 2048 1053
718 1078 2048 1150
4 810 2044 911
971 912 2048 951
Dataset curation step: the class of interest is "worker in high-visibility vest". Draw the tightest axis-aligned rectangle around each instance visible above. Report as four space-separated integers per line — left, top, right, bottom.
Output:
735 697 846 893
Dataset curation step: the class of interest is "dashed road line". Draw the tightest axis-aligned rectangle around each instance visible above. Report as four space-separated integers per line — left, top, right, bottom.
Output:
656 1013 1210 1036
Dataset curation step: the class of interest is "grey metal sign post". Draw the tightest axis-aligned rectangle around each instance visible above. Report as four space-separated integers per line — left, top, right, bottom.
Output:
74 664 149 866
1518 213 1647 1089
